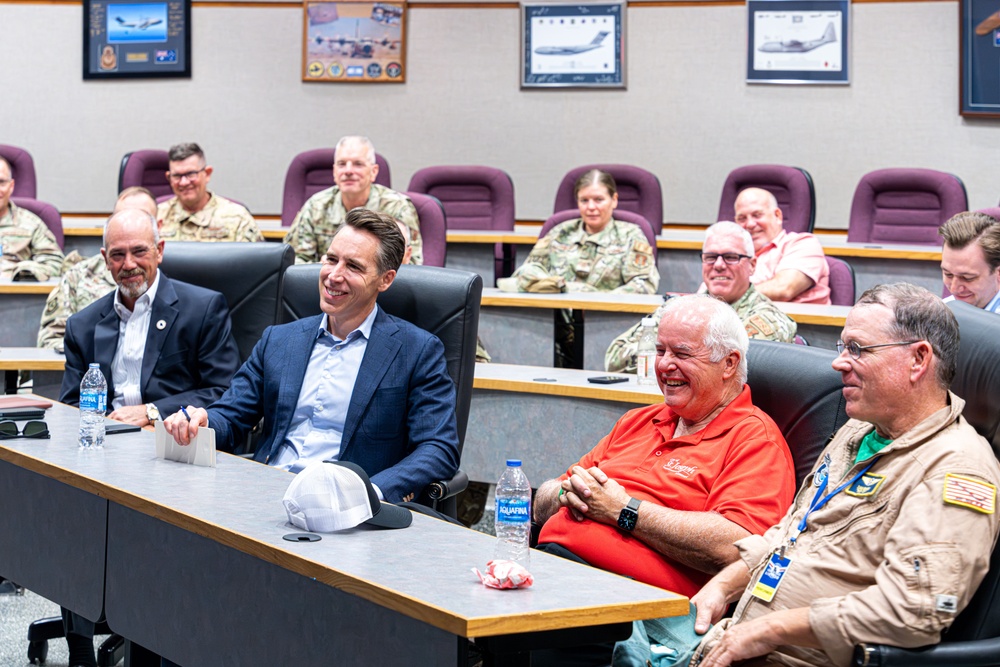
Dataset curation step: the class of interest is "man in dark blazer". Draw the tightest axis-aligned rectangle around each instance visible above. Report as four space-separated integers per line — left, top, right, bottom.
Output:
164 208 460 504
58 207 240 667
60 207 240 426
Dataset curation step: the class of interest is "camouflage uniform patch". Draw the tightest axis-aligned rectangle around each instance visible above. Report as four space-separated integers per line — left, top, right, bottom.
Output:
283 183 422 265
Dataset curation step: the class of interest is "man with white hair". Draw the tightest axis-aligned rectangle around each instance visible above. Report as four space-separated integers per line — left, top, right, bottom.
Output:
606 222 797 373
284 135 422 264
532 295 797 666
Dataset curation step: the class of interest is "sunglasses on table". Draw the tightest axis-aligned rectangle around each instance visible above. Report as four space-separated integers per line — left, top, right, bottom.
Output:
0 420 50 439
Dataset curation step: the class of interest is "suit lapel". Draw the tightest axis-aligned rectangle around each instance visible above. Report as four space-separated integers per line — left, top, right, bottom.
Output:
94 296 121 401
141 274 179 396
340 309 400 457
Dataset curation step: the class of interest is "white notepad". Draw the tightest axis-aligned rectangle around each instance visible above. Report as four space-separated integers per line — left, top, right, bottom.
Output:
154 421 217 468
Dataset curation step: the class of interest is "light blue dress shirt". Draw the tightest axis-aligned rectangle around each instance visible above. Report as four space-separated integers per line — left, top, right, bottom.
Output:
270 305 379 480
944 292 1000 313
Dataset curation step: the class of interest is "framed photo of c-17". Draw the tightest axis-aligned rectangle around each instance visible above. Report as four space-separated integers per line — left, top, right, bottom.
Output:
521 0 626 89
303 1 406 82
961 0 1000 117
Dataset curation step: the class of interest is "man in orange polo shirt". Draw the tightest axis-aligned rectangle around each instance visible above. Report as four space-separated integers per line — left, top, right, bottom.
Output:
532 294 796 666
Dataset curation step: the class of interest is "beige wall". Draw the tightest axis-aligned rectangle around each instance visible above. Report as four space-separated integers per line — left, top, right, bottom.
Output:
1 0 996 227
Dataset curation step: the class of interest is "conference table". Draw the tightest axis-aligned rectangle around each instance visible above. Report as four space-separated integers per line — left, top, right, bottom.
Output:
0 346 64 394
0 279 58 348
0 399 688 667
479 288 850 369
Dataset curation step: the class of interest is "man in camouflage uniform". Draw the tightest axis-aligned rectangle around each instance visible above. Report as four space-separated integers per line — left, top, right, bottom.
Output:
606 221 795 373
37 187 158 351
157 142 263 242
0 156 64 281
501 217 659 294
283 136 423 265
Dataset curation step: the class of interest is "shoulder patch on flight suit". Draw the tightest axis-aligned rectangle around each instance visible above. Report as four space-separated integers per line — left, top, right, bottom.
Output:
943 473 996 514
845 472 886 498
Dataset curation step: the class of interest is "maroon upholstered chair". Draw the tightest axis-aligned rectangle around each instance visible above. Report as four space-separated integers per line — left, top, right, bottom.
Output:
552 164 663 235
717 165 816 234
407 165 516 281
847 168 968 245
0 144 38 198
281 148 392 226
977 207 1000 220
118 150 172 200
12 197 63 250
825 256 856 306
406 191 447 268
540 209 658 262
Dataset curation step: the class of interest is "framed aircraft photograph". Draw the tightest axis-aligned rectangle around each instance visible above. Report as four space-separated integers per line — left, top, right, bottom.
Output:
302 0 406 83
521 0 626 89
83 0 191 79
746 0 850 85
961 0 1000 117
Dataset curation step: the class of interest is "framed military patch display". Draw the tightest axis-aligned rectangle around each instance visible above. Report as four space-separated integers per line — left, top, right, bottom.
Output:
746 0 850 85
961 0 1000 116
521 0 626 89
303 1 406 82
84 0 191 79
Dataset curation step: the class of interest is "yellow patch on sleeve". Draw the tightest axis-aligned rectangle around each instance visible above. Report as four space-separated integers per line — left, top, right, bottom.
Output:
943 473 996 514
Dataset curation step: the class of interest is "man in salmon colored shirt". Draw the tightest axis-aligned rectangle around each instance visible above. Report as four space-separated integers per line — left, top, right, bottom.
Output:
734 187 831 305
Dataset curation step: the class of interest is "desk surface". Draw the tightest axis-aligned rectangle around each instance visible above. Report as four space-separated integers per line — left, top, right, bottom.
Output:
0 347 65 371
481 288 850 327
0 279 58 295
474 362 661 406
0 399 687 639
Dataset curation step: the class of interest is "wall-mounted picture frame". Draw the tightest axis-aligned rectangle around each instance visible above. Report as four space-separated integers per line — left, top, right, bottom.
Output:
746 0 849 85
521 0 625 89
83 0 191 79
302 1 406 83
961 0 1000 117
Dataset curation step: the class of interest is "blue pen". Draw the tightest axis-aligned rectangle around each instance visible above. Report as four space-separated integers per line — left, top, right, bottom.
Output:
180 407 191 422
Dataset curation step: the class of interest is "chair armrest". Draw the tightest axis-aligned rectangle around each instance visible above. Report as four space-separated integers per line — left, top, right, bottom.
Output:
853 637 1000 667
425 469 469 501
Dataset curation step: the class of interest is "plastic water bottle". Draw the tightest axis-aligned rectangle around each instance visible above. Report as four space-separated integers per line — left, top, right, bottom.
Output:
79 363 107 449
636 316 658 386
495 459 532 568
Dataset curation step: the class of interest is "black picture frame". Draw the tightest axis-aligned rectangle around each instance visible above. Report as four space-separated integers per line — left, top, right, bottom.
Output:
746 0 849 85
961 0 1000 117
521 0 626 89
83 0 191 79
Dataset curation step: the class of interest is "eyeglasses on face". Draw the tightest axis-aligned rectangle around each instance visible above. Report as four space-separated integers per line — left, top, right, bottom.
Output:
166 168 205 183
700 253 751 265
0 178 12 187
0 420 50 439
836 340 919 360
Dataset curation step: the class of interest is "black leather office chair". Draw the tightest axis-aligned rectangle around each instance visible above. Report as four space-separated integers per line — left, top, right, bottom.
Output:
746 340 848 486
850 301 1000 667
280 263 482 517
159 242 294 364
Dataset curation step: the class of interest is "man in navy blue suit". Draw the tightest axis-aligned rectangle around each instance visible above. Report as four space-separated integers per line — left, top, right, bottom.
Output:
59 206 240 667
60 207 240 426
164 208 460 504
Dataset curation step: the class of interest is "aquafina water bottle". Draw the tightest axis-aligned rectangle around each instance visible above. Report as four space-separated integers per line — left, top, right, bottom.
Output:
79 363 107 449
636 316 658 386
494 459 531 568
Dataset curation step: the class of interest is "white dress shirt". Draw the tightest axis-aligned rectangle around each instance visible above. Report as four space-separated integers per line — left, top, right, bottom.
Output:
110 270 161 410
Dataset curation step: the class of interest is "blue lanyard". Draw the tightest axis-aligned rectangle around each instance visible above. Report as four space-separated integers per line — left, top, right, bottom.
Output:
789 456 881 548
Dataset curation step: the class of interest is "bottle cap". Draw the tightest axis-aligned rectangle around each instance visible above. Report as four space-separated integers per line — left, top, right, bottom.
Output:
506 459 522 467
89 362 100 368
641 317 657 327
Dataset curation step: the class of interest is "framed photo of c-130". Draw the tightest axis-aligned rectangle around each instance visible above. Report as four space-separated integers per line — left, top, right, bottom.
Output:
84 0 191 79
746 0 849 85
961 0 1000 117
303 1 406 82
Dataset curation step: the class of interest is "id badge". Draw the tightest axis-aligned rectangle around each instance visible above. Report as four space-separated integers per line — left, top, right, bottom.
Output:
751 553 791 603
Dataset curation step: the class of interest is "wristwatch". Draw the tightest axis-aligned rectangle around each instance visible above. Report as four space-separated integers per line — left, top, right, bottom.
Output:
145 403 160 423
617 497 641 532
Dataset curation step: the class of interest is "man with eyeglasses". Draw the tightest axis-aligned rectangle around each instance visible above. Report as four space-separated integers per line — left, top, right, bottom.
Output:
677 283 1000 667
57 206 240 667
157 142 263 242
283 135 422 265
606 222 796 373
734 187 830 305
0 155 64 281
